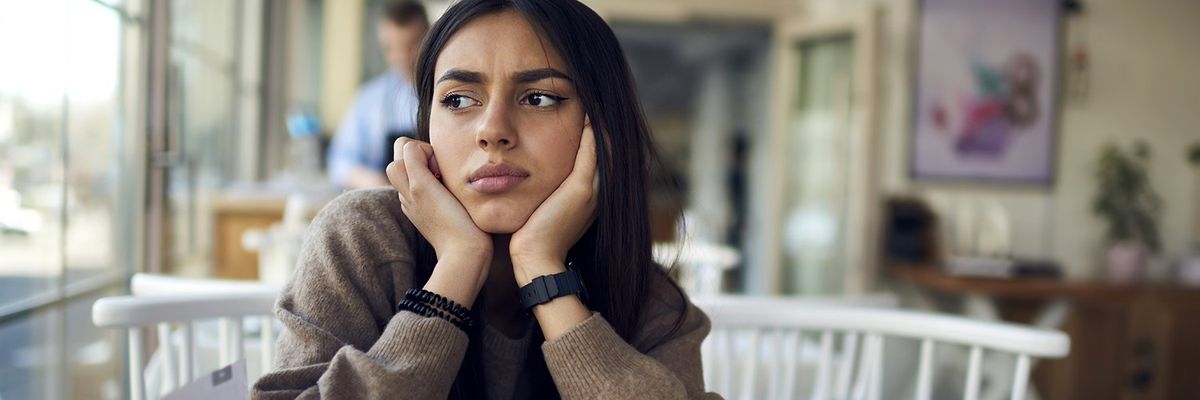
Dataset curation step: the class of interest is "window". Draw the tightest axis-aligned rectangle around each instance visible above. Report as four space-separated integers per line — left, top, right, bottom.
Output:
0 0 143 398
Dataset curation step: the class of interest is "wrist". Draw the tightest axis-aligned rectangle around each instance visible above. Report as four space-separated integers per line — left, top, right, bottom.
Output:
425 253 490 306
508 236 565 264
509 245 563 266
532 294 590 341
437 241 491 265
512 256 567 286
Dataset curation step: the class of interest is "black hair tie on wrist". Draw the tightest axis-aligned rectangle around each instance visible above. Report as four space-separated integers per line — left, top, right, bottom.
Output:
398 288 474 332
408 288 471 321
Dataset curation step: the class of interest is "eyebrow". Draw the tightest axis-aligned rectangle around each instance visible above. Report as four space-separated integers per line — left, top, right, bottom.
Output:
512 68 572 84
436 69 483 84
435 67 573 85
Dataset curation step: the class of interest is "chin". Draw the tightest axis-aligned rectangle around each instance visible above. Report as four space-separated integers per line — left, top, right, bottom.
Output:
467 204 533 234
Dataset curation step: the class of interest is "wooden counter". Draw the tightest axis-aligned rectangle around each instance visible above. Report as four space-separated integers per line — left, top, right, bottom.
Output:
890 265 1200 400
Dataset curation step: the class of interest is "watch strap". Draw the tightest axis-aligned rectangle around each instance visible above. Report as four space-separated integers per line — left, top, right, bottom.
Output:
519 269 586 311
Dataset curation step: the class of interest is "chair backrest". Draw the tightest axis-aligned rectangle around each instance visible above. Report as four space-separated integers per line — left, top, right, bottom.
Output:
653 241 742 296
92 291 278 400
130 273 281 297
694 296 1070 400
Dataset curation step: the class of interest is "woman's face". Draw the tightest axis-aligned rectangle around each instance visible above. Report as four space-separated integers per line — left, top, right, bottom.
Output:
429 10 585 234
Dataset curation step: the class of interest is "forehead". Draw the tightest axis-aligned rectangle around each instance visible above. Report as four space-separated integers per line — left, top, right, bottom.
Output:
435 10 568 79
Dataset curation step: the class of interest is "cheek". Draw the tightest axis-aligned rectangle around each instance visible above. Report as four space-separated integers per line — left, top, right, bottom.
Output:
517 109 583 159
528 124 584 183
429 115 475 177
544 140 577 183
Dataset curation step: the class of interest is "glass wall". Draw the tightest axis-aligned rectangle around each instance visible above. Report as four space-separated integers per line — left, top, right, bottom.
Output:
0 0 325 397
0 0 142 398
0 0 71 309
64 0 126 285
0 0 137 304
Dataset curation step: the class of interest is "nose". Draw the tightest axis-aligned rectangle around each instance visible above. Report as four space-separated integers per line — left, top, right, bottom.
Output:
475 101 518 151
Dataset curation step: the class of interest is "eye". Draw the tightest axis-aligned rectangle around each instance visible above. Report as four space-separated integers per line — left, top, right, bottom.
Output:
522 92 567 108
439 94 479 110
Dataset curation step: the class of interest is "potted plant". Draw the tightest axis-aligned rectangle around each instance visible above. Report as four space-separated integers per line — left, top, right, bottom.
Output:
1091 141 1162 283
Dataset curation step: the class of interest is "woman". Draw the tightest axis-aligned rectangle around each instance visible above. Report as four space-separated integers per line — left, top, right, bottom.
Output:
252 0 718 398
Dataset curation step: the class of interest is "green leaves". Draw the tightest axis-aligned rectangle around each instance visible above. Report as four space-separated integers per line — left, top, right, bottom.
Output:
1091 141 1162 252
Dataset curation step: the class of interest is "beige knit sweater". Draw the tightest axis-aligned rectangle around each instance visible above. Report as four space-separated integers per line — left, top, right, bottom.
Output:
251 188 721 399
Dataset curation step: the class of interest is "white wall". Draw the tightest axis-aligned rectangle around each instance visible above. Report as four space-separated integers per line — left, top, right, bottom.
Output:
319 0 364 132
804 0 1200 279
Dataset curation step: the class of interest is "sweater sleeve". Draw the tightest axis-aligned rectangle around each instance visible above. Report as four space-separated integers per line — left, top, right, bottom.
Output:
540 293 722 399
251 189 468 400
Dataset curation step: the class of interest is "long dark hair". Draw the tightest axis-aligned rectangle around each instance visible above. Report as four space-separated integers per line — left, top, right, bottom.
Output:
410 0 685 397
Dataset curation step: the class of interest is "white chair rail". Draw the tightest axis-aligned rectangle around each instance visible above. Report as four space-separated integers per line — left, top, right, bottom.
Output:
93 289 278 400
130 273 281 297
694 296 1070 400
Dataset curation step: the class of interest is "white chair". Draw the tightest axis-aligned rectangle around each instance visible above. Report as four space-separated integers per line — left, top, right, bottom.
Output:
130 273 283 397
653 241 741 296
130 273 281 297
92 277 280 400
695 296 1070 400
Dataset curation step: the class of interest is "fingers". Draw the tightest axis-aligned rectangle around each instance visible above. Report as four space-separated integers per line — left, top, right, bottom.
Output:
428 152 442 179
388 136 411 196
389 137 442 207
402 140 438 187
582 120 599 224
393 136 442 177
570 123 598 184
574 121 600 225
386 138 411 203
393 136 413 162
386 160 410 200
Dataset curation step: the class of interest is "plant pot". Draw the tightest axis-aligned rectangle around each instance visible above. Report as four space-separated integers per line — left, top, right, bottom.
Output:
1175 247 1200 287
1106 241 1149 284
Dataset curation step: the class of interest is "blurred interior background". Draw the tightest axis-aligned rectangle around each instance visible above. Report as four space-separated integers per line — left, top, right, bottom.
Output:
2 0 1199 399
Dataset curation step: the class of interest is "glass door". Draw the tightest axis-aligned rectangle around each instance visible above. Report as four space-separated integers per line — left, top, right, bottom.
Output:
146 0 268 276
763 12 881 296
780 35 855 295
165 0 240 274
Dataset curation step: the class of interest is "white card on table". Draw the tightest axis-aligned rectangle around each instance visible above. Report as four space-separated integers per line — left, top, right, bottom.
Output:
162 359 249 400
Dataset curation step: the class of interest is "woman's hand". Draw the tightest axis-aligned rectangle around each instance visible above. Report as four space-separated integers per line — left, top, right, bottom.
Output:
386 137 491 306
509 121 599 285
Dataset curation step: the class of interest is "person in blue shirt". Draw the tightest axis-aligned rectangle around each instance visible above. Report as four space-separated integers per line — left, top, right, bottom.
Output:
328 1 429 189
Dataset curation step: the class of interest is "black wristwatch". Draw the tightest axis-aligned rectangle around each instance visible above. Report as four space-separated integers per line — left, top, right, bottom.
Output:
519 269 587 312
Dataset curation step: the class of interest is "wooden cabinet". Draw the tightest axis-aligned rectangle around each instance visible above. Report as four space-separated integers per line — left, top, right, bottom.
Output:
892 267 1200 399
1027 289 1200 400
211 195 287 280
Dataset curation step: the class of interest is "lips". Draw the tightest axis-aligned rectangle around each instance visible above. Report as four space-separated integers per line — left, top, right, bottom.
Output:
468 162 530 194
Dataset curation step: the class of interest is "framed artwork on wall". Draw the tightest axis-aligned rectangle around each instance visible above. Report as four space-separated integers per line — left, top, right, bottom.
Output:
911 0 1061 184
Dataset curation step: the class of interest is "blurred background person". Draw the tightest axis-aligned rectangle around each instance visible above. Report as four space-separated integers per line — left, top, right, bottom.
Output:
327 0 429 189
